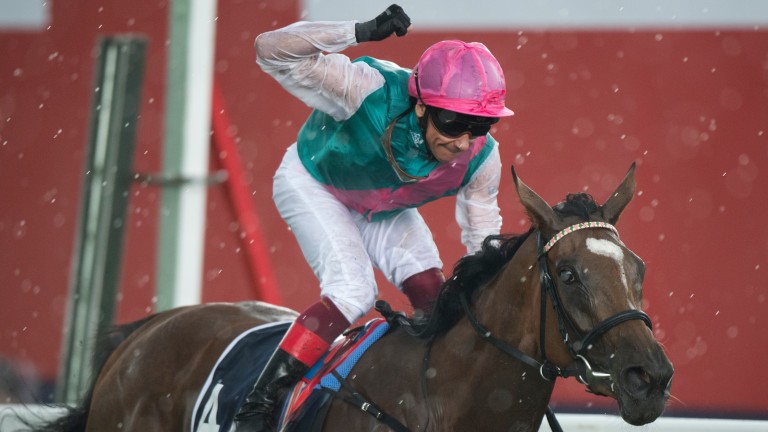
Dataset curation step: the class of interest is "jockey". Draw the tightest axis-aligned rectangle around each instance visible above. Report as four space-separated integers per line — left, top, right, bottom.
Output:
235 4 514 430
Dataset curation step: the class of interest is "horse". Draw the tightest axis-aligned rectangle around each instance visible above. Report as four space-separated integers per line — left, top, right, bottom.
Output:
34 164 673 431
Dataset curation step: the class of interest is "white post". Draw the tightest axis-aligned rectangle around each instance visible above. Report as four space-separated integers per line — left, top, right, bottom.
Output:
157 0 217 310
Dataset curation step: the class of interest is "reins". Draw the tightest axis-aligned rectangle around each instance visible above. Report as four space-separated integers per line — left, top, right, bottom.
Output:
460 294 575 380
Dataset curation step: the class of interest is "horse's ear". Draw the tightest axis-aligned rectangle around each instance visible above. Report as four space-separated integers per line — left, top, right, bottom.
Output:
602 163 636 225
512 166 558 231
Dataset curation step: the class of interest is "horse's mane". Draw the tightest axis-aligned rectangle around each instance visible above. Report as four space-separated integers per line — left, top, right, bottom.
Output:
409 192 599 338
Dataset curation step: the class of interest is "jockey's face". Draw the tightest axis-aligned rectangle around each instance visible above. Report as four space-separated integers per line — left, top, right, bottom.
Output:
415 104 474 163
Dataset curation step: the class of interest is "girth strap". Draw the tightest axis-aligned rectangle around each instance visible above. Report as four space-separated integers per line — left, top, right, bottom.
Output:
321 370 411 432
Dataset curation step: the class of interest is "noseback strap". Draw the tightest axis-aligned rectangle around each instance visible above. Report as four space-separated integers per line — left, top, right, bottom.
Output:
543 221 618 253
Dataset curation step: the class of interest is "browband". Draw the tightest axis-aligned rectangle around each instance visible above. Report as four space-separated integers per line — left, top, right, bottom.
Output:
543 221 618 253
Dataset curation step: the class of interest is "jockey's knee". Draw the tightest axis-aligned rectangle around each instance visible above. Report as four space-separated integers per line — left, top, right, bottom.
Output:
323 289 376 324
402 267 445 316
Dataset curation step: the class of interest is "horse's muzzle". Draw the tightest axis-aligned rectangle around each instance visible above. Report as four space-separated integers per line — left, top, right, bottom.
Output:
617 359 675 425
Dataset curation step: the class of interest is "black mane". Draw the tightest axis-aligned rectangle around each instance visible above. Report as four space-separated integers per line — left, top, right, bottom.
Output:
409 192 599 338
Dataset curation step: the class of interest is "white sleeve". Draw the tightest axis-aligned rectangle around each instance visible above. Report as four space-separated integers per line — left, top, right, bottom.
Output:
455 144 503 254
254 21 386 121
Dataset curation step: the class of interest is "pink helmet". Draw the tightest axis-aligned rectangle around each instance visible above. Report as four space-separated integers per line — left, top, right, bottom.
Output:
408 40 514 118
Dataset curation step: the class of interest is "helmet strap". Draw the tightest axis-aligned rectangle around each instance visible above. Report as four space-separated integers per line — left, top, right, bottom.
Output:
411 69 435 159
414 105 435 160
413 68 424 104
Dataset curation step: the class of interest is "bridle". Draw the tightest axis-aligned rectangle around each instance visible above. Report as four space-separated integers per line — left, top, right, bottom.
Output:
461 221 653 391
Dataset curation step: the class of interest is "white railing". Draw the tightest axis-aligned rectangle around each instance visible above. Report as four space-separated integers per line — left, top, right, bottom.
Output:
0 405 70 429
539 414 768 432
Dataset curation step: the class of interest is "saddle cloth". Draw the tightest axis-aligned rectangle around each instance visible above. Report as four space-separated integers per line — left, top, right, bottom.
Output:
191 318 390 432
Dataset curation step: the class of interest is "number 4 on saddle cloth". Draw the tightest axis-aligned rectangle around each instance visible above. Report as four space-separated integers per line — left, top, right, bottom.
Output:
192 318 391 432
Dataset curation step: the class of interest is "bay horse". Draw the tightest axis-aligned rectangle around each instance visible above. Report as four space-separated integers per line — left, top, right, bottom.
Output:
35 164 673 431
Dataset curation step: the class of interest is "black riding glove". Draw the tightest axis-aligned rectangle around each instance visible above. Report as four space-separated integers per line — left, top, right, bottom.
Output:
355 4 411 43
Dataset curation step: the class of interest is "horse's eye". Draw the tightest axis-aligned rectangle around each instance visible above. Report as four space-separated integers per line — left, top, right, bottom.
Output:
558 267 577 284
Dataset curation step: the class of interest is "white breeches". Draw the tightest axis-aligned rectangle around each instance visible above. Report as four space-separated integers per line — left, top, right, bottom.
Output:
273 144 443 323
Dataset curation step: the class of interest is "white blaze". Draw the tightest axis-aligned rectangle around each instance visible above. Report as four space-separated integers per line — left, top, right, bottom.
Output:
586 238 627 291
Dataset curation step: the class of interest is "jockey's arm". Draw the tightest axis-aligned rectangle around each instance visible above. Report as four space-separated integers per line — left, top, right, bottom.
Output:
255 21 385 122
455 145 503 254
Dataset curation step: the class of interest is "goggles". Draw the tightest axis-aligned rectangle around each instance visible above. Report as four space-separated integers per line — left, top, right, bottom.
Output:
427 106 498 138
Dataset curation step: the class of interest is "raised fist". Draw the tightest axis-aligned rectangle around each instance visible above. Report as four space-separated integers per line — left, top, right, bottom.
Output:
355 4 411 43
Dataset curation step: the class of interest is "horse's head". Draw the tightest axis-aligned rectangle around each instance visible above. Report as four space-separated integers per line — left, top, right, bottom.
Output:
512 163 674 426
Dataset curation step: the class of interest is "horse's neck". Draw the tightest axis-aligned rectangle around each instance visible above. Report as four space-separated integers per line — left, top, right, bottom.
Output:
473 238 542 354
422 239 557 429
425 314 555 429
473 236 574 367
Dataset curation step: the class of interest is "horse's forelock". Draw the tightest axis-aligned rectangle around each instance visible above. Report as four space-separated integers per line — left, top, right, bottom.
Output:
554 193 600 220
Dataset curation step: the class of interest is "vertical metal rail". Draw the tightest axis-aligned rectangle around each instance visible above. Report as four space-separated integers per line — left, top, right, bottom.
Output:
156 0 217 311
56 36 147 404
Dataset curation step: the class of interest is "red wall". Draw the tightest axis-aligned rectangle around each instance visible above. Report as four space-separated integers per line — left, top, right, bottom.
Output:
1 0 767 417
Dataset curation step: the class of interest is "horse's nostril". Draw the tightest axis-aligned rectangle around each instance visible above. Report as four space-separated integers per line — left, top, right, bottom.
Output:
623 366 652 394
640 369 650 384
